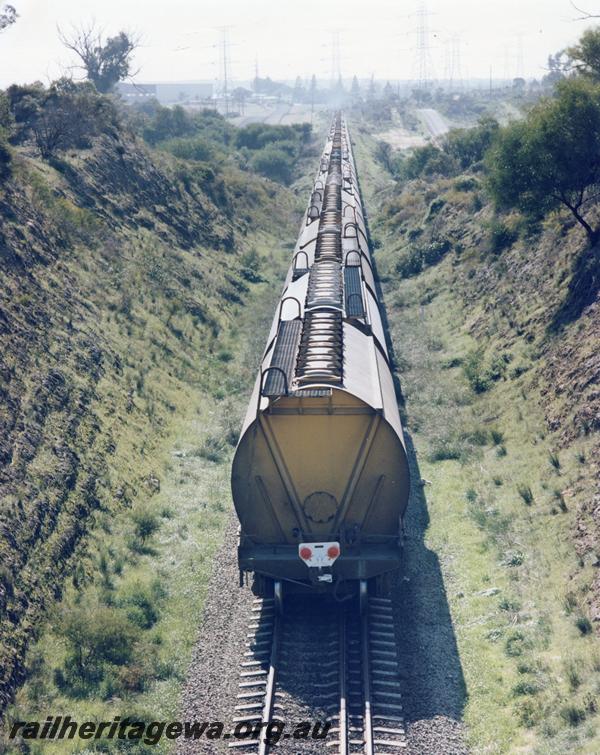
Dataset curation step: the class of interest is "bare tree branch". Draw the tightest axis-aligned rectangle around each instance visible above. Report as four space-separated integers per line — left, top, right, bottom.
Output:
570 1 600 20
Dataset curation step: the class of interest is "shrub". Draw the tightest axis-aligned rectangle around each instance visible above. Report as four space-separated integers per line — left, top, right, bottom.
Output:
463 349 491 393
161 136 214 161
575 615 593 635
517 484 534 505
251 146 294 184
395 246 423 278
487 218 518 254
548 451 561 471
57 604 140 680
131 507 160 543
560 705 586 726
512 680 540 696
6 79 119 159
490 429 504 445
444 116 500 169
400 144 457 179
118 578 165 629
0 131 11 179
505 630 529 656
453 176 480 192
196 435 226 463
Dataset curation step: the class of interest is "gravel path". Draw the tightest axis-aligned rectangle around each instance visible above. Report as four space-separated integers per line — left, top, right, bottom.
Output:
177 513 255 755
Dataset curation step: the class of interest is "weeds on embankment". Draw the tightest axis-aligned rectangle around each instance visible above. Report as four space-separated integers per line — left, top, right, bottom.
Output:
351 122 599 754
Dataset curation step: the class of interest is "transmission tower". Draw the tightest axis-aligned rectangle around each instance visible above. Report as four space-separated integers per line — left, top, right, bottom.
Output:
450 35 463 90
516 33 524 79
503 44 511 84
413 2 435 88
329 30 342 87
216 26 233 115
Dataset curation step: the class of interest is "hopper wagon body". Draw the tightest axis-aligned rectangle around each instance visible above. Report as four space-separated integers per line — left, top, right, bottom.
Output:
231 114 410 606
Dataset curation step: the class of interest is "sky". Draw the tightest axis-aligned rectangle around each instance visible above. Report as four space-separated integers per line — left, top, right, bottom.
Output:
0 0 598 88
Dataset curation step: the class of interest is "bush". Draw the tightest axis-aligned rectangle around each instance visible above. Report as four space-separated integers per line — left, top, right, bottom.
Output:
463 349 491 393
463 348 506 393
517 484 534 505
6 79 119 159
251 146 294 184
400 144 457 179
575 615 593 635
0 131 11 179
131 507 160 543
57 604 140 682
195 435 226 463
161 136 214 161
117 578 165 629
444 116 500 169
487 218 518 254
395 237 452 279
235 122 309 151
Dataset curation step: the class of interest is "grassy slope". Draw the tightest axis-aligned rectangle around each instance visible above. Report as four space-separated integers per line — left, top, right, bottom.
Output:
0 124 308 749
351 117 600 754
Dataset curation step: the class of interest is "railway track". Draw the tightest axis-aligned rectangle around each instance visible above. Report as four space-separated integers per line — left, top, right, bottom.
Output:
229 590 406 754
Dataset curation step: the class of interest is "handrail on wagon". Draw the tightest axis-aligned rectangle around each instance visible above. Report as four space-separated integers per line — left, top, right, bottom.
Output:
293 250 309 270
278 296 302 322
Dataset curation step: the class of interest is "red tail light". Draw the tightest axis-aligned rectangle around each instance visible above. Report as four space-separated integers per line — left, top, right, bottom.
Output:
299 546 312 560
327 545 340 559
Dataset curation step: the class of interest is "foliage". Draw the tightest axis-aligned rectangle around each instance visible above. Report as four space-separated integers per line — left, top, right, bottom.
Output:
57 604 140 681
487 218 519 254
399 143 456 179
130 507 160 544
444 116 500 170
117 578 165 629
486 77 600 244
567 26 600 79
395 238 452 278
159 135 214 162
250 145 295 184
60 23 139 93
6 79 119 159
0 3 16 33
463 348 506 393
234 122 310 150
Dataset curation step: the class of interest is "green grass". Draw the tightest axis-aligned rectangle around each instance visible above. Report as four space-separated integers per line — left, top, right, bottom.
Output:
350 118 600 754
2 232 290 752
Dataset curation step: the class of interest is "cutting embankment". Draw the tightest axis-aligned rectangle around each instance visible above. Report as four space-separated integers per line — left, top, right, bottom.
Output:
352 114 599 754
0 94 312 744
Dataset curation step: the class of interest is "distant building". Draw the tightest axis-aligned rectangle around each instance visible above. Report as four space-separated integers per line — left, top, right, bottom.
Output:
118 83 157 102
117 81 213 105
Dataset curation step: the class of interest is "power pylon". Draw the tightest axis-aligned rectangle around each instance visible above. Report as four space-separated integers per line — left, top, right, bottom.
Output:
450 35 463 90
413 2 436 88
516 33 524 79
216 26 233 115
329 30 342 87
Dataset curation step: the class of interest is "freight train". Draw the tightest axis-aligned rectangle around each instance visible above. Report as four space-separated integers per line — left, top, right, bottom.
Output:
231 114 410 612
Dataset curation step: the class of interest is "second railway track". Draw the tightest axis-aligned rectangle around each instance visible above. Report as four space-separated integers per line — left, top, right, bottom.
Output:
230 594 407 754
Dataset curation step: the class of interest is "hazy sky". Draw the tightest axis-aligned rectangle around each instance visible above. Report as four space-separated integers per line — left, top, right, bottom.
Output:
0 0 598 87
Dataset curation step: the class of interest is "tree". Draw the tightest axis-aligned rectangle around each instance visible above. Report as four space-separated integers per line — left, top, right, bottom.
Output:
486 77 600 245
351 75 360 98
544 50 572 85
6 78 118 159
567 26 600 78
444 116 500 169
60 23 139 93
0 4 17 33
